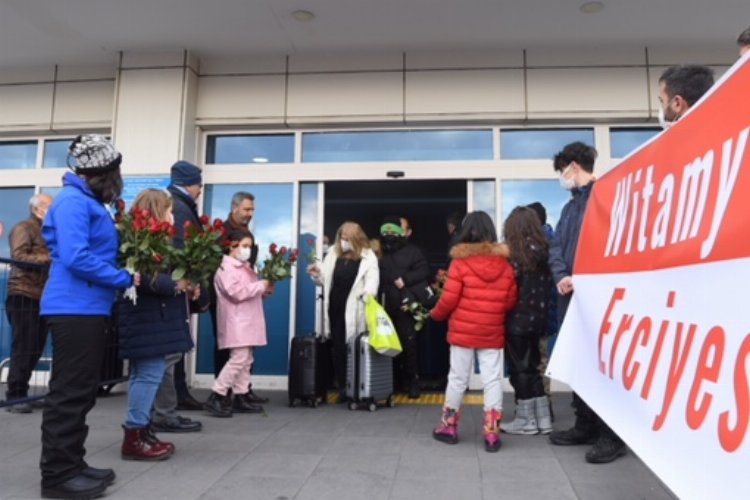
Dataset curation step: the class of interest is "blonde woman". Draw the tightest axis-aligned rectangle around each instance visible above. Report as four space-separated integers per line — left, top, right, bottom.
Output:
307 222 379 400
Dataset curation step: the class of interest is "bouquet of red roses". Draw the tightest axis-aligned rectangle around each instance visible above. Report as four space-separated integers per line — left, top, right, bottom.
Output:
171 216 226 289
116 202 175 284
260 243 299 282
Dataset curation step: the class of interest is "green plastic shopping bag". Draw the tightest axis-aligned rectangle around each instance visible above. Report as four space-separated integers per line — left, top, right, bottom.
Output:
365 296 402 357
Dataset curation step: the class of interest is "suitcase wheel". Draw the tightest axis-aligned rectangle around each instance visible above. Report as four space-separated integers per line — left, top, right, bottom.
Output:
368 402 377 412
348 401 358 411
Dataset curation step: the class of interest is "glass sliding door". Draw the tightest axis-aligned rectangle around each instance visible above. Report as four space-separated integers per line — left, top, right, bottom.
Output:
198 183 294 376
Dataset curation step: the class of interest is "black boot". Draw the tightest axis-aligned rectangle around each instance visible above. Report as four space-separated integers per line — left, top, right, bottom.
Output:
585 434 627 463
41 473 108 499
204 392 232 418
233 394 264 414
246 388 269 404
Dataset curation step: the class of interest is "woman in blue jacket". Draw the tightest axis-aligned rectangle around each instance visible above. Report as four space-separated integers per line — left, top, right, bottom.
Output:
39 135 137 500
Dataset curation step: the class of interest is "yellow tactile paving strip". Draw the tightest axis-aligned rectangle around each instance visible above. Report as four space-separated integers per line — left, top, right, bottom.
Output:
326 391 485 406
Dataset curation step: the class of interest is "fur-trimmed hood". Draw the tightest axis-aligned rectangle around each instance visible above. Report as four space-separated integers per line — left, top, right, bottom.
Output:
450 242 510 260
449 242 511 283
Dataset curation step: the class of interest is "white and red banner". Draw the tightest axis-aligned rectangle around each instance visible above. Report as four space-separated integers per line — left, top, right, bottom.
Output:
548 54 750 500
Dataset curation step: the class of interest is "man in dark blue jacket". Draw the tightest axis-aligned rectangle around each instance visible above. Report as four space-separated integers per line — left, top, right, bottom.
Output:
547 142 627 464
151 161 205 432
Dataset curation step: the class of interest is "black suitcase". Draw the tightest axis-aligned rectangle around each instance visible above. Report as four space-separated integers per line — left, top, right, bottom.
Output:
288 335 331 407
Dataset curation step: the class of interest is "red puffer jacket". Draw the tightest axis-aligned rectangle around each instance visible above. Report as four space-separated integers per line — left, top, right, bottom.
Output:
431 242 518 349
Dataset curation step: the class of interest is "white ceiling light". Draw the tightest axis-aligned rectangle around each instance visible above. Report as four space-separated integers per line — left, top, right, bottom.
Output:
580 1 605 14
291 10 315 22
252 157 269 163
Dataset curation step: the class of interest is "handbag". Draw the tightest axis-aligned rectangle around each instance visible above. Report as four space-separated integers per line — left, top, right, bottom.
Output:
365 296 402 357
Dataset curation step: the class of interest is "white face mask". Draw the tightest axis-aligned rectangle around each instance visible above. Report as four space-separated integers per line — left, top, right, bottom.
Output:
559 165 576 191
238 247 252 261
340 240 353 253
658 105 675 130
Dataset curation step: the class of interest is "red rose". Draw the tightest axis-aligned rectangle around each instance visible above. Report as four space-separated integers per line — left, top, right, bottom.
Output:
280 246 288 256
152 254 164 264
184 220 192 229
269 243 278 255
115 199 126 213
200 215 210 225
213 218 223 228
141 209 151 219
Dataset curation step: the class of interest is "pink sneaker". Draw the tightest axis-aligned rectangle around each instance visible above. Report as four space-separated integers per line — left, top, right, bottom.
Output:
433 407 460 444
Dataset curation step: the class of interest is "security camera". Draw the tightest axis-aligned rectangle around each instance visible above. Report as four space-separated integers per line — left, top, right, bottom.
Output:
386 170 405 179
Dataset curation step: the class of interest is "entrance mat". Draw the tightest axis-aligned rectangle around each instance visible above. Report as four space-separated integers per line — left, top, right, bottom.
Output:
326 391 485 406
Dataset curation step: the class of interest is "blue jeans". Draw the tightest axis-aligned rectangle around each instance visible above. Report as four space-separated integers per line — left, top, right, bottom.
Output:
126 356 167 428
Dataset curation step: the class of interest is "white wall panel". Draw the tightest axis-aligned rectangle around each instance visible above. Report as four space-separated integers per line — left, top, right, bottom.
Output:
0 67 54 85
0 84 53 129
527 67 649 119
287 72 402 123
56 65 116 81
113 68 185 171
288 53 402 73
200 56 286 75
53 81 114 128
648 46 736 66
196 75 286 124
405 69 524 121
527 47 645 67
406 49 522 69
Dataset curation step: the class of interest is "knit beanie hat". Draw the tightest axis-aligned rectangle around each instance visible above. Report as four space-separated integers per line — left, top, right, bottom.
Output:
68 134 122 175
170 161 203 186
380 216 405 237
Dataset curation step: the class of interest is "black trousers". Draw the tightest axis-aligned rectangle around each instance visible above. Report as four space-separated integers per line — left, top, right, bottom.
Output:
5 295 48 399
40 316 108 488
389 308 419 389
572 392 623 442
505 332 545 400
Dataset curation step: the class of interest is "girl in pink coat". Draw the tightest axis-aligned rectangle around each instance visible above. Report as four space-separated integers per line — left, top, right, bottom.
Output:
205 230 273 417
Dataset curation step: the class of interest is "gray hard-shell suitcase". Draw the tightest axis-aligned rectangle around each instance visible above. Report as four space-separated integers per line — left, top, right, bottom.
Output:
345 332 394 411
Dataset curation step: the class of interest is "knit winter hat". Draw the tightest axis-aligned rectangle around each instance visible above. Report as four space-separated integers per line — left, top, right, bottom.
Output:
380 216 405 237
68 134 122 175
170 161 203 186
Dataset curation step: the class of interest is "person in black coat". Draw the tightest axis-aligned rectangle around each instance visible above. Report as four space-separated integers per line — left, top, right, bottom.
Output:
378 216 431 399
547 142 627 464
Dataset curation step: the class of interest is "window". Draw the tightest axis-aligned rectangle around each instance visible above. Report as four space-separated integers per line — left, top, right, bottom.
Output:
500 129 595 160
206 134 294 164
0 187 36 258
500 180 571 230
198 183 294 375
610 128 661 158
43 139 76 168
302 129 493 162
0 141 37 170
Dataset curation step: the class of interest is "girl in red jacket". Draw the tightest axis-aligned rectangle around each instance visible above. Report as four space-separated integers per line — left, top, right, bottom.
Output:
431 211 518 452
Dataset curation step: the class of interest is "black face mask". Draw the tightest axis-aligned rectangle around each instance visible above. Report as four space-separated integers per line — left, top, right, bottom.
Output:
381 235 403 253
249 244 258 267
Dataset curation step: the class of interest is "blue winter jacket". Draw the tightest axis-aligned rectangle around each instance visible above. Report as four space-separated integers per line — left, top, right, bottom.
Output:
548 181 594 323
40 172 133 316
117 273 193 360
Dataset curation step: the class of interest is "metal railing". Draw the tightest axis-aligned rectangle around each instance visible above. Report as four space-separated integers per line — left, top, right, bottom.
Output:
0 257 126 410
